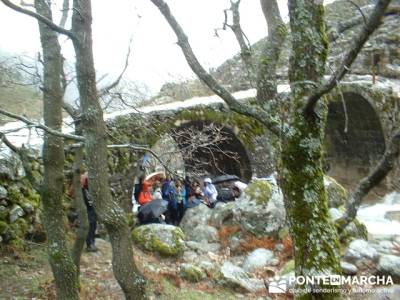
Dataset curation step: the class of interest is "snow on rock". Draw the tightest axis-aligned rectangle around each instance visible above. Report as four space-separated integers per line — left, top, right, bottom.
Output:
242 248 275 272
344 239 379 263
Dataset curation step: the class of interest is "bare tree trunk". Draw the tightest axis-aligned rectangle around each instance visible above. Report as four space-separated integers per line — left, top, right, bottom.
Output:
70 0 146 298
34 0 79 299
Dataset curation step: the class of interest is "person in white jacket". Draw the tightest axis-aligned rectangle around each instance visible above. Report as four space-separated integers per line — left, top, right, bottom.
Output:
203 177 218 208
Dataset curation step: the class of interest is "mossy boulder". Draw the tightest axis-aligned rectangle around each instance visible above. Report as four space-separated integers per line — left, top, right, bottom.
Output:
180 263 207 282
132 224 185 257
324 176 348 208
234 179 286 237
244 180 272 205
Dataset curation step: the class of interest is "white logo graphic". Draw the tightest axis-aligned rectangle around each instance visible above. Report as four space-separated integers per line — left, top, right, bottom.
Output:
269 276 287 293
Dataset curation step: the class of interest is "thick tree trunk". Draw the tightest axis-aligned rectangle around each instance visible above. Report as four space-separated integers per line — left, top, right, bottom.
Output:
279 1 341 299
34 0 80 299
71 1 147 299
280 114 341 299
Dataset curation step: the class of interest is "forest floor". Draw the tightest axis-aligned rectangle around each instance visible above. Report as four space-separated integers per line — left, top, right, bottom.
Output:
0 238 255 300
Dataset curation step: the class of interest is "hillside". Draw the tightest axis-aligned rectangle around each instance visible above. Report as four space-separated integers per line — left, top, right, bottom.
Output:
0 84 43 125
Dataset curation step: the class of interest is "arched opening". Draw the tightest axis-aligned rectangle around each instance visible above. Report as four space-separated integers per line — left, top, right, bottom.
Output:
149 121 252 182
325 92 386 192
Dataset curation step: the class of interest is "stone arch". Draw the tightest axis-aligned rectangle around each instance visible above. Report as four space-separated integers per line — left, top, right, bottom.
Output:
172 120 253 182
325 91 386 190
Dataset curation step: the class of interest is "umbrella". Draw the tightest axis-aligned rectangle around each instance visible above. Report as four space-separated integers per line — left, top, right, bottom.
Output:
212 174 240 184
138 199 168 223
145 171 165 185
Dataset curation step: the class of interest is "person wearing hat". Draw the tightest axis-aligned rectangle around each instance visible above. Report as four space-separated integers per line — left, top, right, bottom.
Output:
203 177 218 208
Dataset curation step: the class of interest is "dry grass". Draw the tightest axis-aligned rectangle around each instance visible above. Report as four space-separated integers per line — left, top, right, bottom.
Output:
238 235 276 253
218 225 241 248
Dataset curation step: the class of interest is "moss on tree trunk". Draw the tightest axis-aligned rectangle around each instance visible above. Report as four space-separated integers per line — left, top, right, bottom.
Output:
34 0 80 299
71 0 147 298
278 1 341 299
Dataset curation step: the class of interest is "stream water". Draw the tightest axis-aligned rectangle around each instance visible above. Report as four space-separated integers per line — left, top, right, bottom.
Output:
357 192 400 240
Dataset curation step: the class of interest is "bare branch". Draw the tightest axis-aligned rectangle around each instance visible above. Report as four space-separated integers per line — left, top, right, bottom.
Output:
20 0 33 7
0 131 19 153
337 130 400 232
346 0 367 25
149 0 281 136
304 0 392 116
0 107 84 141
228 0 254 74
257 0 287 103
99 38 132 97
0 0 75 39
59 0 70 28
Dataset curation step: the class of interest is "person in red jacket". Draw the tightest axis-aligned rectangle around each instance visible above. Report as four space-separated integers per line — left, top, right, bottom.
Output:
138 180 152 206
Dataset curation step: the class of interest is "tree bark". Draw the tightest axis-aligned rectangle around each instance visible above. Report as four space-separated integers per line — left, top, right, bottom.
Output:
257 0 287 103
70 0 146 298
278 1 341 299
34 0 80 299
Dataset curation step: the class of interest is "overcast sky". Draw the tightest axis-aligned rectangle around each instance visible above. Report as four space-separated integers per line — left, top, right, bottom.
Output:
0 0 332 95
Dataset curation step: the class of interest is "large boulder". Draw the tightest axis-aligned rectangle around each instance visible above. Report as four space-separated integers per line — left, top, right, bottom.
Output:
131 224 185 257
180 203 212 233
344 239 379 268
376 255 400 283
218 261 265 292
242 248 276 272
185 225 219 243
209 179 287 238
324 176 348 208
206 176 348 239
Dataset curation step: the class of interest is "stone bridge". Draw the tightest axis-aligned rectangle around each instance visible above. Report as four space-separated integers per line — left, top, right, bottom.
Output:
106 79 399 203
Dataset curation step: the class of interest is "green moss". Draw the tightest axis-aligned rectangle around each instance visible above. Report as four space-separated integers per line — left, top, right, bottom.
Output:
280 259 295 275
132 225 185 257
245 180 272 205
0 221 9 234
8 237 24 251
0 206 9 220
10 218 28 238
180 264 206 282
7 186 24 205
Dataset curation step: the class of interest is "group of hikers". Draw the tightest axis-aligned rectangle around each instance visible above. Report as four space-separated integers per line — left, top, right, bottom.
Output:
133 173 244 225
67 171 245 252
